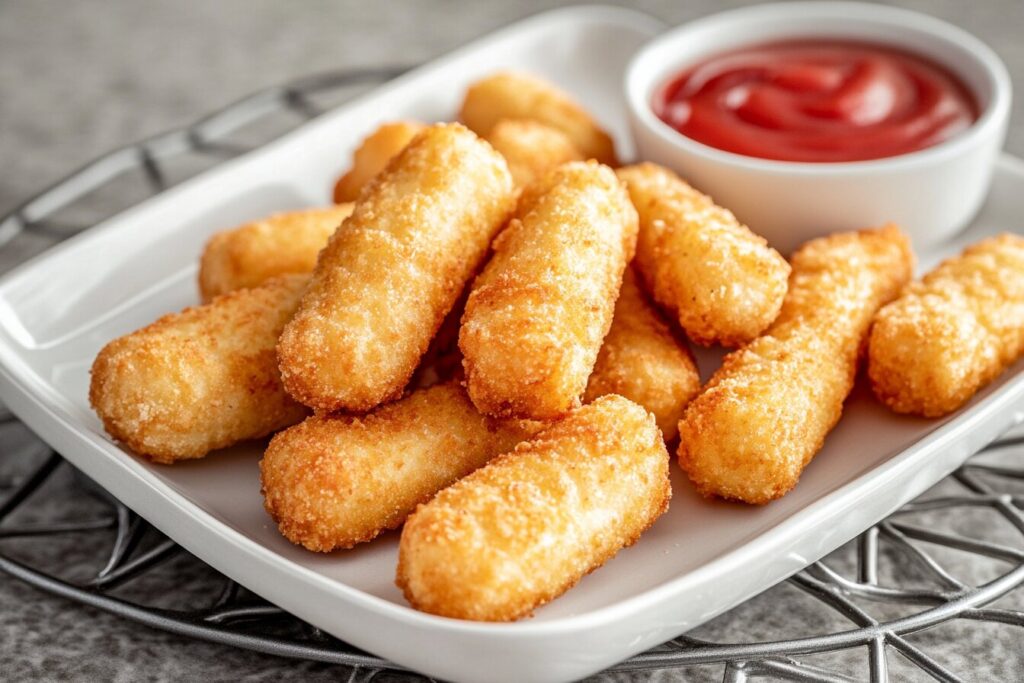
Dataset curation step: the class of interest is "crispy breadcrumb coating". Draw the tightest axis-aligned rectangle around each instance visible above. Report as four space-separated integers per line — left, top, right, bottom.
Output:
459 71 618 165
396 394 670 621
278 123 516 413
679 226 914 504
333 121 425 203
198 204 354 302
89 275 310 464
618 163 790 347
484 119 583 189
584 268 700 440
869 233 1024 417
260 382 538 552
460 161 638 419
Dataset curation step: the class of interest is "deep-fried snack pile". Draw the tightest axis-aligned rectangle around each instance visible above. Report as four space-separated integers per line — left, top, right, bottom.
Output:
869 233 1024 417
679 226 914 504
278 122 516 413
90 274 310 463
89 69 1023 622
397 395 670 621
198 204 354 302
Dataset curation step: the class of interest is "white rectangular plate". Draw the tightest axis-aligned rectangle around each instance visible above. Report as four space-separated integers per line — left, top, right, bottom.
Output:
1 7 1022 683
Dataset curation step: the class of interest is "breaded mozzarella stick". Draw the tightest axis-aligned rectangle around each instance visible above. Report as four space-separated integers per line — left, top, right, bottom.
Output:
261 382 539 551
397 395 670 621
679 226 914 504
90 275 310 464
460 161 638 419
459 71 618 165
618 163 790 347
584 268 701 440
485 119 582 189
869 233 1024 417
332 121 425 203
198 204 353 302
278 123 516 413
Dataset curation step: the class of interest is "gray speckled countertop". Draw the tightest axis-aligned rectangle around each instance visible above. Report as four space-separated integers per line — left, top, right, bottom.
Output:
3 1 1024 681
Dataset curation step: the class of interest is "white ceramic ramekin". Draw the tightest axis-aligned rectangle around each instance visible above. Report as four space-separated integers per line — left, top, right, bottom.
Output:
625 2 1011 254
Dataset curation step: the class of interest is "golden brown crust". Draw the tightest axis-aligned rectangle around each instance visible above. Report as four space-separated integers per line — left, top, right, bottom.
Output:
484 119 583 189
459 161 638 419
89 275 311 463
277 123 516 413
197 204 354 302
618 163 791 347
459 71 618 166
260 382 539 552
396 395 670 621
868 233 1024 417
333 121 425 203
584 268 701 440
678 226 914 504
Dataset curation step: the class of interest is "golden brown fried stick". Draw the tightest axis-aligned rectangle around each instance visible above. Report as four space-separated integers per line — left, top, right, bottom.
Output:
584 268 700 440
460 161 638 419
260 382 538 552
618 163 790 347
459 71 617 165
484 119 583 189
332 121 425 203
397 394 670 621
89 275 310 464
278 123 515 413
869 233 1024 417
679 226 914 504
198 204 354 302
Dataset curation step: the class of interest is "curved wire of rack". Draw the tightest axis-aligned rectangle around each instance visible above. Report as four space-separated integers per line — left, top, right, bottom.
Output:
2 66 1024 683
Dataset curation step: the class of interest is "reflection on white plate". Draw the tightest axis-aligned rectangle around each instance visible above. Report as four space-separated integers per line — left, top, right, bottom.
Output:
0 7 1021 683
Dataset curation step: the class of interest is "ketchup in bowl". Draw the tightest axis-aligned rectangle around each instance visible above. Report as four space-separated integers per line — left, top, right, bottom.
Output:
655 40 978 163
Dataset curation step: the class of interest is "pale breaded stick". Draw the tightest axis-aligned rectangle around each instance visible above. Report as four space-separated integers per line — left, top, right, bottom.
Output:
260 382 539 552
333 121 425 203
484 119 583 189
198 204 354 302
869 233 1024 417
278 123 516 413
397 395 670 621
618 163 790 347
89 275 310 464
459 71 617 165
679 226 914 504
460 161 638 419
584 268 701 440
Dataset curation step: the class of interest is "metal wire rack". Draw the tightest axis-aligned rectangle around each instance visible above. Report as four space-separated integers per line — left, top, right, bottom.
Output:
2 66 1024 683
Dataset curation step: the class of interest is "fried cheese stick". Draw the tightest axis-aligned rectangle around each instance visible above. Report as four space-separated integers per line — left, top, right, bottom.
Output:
459 71 617 165
679 226 914 503
260 381 539 552
460 161 638 419
198 204 354 302
90 274 310 464
397 394 670 621
869 233 1024 417
332 121 425 203
484 119 583 189
584 268 701 440
618 163 790 347
278 123 516 413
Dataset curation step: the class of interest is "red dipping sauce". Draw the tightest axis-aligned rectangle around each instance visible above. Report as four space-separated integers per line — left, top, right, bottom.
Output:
655 40 979 163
